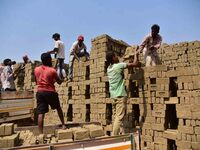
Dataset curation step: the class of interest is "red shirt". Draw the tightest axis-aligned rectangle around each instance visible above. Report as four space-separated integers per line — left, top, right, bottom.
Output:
34 65 57 92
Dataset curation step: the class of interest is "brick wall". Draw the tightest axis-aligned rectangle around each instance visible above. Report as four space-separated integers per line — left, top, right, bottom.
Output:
20 34 200 149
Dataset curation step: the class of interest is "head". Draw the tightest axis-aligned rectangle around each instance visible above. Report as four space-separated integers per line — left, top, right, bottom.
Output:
3 58 12 66
41 53 52 67
77 35 84 44
23 55 28 62
11 61 16 65
151 24 160 38
52 33 60 41
106 51 119 65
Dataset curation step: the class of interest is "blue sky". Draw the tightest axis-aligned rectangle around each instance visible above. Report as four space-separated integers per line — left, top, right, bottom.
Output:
0 0 200 63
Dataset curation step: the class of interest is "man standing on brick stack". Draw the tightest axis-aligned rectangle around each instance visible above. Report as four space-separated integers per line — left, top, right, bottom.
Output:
47 33 66 79
34 53 66 134
137 24 162 66
68 35 90 81
106 51 139 135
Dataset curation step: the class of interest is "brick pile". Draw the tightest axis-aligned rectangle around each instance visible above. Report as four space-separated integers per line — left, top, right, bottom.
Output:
0 123 19 148
18 124 104 146
13 34 200 149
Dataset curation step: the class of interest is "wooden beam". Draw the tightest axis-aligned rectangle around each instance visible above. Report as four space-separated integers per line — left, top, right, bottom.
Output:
0 91 34 100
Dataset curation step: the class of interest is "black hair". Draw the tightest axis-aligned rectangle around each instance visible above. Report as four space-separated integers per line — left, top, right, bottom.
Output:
52 33 60 39
3 58 11 66
12 61 16 65
151 24 160 31
41 53 52 67
106 51 115 66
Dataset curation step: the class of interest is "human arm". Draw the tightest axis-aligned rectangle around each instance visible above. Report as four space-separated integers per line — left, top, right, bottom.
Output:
47 48 59 54
126 50 140 68
47 41 59 54
72 50 81 61
70 42 81 61
136 35 149 54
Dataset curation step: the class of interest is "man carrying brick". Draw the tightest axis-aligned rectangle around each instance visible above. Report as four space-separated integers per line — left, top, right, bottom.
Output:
137 24 162 66
34 53 66 134
68 35 90 81
47 33 66 79
106 51 139 135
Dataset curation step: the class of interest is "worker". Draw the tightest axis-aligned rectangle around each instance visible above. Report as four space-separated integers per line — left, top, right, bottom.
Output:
1 59 17 91
22 55 32 64
137 24 162 66
34 53 66 134
47 33 66 79
106 50 139 135
68 35 90 81
0 63 4 90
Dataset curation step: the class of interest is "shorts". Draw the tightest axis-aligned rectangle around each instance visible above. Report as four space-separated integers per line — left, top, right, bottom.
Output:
36 91 61 114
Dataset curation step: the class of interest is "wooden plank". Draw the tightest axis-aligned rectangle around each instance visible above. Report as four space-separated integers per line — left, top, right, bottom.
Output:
0 91 34 100
9 110 31 116
0 98 33 104
0 114 32 123
0 105 33 113
0 101 33 109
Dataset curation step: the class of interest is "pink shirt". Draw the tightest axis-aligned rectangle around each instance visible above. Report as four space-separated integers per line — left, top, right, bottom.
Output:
34 65 58 92
139 33 162 54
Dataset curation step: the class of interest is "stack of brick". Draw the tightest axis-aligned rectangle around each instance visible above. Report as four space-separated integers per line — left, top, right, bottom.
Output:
0 123 19 148
17 124 104 146
14 63 25 91
23 62 40 90
67 34 129 127
15 34 200 149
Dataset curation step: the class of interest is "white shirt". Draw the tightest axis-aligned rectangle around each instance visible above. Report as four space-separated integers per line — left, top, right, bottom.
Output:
0 65 4 89
54 40 65 59
70 41 87 54
1 66 16 90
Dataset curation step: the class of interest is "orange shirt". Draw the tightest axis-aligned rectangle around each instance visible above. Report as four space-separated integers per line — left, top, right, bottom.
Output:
34 65 57 92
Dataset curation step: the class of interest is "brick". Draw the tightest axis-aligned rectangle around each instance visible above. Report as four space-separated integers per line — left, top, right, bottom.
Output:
197 135 200 142
0 124 5 136
178 126 194 134
154 137 167 145
187 134 192 142
83 124 104 138
194 127 200 134
177 111 192 119
152 111 165 117
0 137 7 148
164 97 179 104
156 78 169 84
57 129 73 140
152 124 165 131
37 134 44 144
192 112 200 119
6 133 19 147
163 130 178 140
4 123 14 136
176 141 191 149
71 127 89 141
156 91 170 97
191 104 200 112
191 142 200 150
